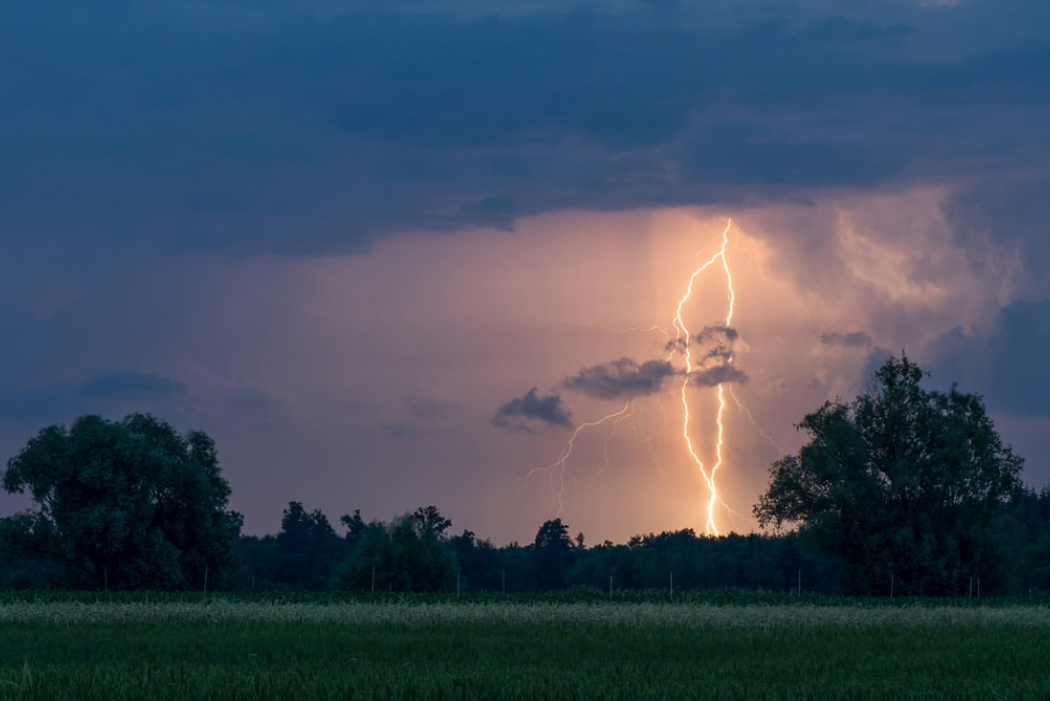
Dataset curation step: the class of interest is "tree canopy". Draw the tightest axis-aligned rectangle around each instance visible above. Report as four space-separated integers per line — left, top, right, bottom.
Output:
1 414 242 590
754 354 1024 595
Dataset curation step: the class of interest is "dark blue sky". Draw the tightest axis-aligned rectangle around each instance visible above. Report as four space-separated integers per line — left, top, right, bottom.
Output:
2 0 1049 542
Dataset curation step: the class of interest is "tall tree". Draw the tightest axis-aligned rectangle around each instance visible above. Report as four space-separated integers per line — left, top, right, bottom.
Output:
272 502 345 589
331 505 454 592
754 354 1023 595
533 518 574 590
1 414 242 589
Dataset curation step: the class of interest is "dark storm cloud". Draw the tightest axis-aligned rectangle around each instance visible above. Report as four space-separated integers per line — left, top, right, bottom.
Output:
690 364 748 388
2 0 1050 255
694 326 740 363
0 372 186 423
79 372 187 399
821 331 873 349
696 326 738 344
563 358 679 400
491 388 572 433
690 326 748 387
931 300 1050 418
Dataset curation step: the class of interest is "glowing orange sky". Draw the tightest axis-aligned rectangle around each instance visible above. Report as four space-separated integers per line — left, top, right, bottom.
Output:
152 187 1020 544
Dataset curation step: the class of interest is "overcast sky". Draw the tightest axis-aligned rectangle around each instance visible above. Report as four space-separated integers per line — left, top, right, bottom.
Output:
2 0 1049 544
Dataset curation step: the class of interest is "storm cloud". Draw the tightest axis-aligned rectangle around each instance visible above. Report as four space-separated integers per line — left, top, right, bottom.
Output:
563 358 679 400
0 372 186 422
690 364 749 388
2 0 1049 257
491 388 573 433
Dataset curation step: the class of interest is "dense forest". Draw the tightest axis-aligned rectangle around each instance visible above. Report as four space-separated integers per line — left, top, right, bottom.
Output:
220 489 1050 595
231 490 1050 595
8 492 1048 595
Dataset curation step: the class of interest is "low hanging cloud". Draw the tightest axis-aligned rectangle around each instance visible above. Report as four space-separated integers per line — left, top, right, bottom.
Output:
78 372 187 399
820 331 873 349
491 388 572 433
0 371 187 423
563 358 680 400
689 325 748 387
690 364 749 387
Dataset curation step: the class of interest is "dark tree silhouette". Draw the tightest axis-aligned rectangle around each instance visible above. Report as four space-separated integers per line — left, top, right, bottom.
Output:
1 414 241 589
533 518 575 589
754 354 1023 595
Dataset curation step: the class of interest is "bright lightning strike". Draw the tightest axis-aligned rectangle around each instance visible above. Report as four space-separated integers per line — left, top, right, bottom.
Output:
520 218 745 536
671 219 735 536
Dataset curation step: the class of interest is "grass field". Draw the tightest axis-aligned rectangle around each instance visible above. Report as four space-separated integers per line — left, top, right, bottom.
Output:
1 594 1049 700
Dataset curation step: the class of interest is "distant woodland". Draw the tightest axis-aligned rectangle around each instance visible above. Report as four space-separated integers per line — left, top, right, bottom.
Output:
4 492 1050 596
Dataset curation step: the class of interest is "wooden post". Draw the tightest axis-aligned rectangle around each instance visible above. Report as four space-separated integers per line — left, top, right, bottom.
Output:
456 571 461 598
609 574 613 597
204 564 209 595
371 565 376 594
502 569 506 594
968 577 973 599
797 569 801 597
890 572 894 599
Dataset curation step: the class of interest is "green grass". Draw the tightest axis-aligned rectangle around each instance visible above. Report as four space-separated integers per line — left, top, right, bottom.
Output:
1 599 1049 700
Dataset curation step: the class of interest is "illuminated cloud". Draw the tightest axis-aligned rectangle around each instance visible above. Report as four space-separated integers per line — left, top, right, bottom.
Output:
491 388 572 433
563 358 679 400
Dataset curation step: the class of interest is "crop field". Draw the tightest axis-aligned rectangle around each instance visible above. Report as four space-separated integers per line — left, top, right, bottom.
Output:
1 594 1049 700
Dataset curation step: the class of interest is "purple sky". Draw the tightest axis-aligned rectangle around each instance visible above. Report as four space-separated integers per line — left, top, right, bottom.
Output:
2 0 1050 544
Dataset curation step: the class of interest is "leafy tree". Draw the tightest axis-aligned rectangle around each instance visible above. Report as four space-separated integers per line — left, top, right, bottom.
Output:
533 518 574 589
340 509 368 547
1 414 242 589
448 529 502 591
331 505 454 592
754 354 1023 595
271 502 346 589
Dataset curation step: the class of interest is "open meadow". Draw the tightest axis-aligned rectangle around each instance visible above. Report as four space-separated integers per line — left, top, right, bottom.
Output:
1 593 1049 700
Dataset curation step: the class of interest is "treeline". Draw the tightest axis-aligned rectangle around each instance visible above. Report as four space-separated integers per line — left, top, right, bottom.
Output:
217 488 1050 595
3 409 1050 595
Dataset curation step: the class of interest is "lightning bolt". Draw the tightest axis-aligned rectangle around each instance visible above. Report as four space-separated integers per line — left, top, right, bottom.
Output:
672 219 735 535
556 318 673 343
729 385 783 454
518 402 634 514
